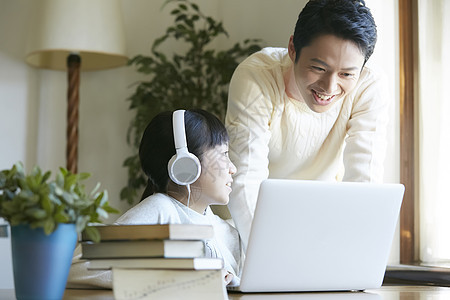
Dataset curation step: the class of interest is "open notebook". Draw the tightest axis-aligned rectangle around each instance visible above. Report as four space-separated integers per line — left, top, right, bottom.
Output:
229 179 404 293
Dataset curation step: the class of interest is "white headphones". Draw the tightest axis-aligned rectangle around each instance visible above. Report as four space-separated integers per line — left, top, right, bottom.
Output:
167 110 201 185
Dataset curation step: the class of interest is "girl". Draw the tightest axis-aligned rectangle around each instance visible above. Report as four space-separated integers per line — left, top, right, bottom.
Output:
68 109 241 288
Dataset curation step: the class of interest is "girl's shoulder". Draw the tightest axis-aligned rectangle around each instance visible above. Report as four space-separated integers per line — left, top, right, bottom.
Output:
115 193 181 225
134 193 179 211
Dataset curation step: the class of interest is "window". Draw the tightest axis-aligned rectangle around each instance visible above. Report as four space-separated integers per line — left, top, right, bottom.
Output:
399 0 450 264
417 0 450 263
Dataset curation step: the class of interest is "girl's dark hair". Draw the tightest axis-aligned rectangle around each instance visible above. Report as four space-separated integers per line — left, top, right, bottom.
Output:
139 109 229 200
293 0 377 64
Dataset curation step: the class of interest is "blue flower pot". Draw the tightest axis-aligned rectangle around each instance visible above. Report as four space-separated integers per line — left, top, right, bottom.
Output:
11 224 78 300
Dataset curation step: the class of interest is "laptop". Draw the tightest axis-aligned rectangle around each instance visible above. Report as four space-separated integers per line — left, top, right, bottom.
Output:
228 179 404 293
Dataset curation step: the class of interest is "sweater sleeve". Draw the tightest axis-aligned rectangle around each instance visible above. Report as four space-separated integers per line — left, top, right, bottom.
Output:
343 68 389 183
225 64 275 249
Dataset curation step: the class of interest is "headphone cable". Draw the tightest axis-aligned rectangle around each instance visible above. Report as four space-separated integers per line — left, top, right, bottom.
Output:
186 184 191 216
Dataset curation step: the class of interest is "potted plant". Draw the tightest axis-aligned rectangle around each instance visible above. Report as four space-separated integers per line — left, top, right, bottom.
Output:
0 162 118 300
120 0 263 204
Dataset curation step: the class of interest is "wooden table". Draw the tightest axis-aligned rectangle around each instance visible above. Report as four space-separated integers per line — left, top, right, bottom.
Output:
1 285 450 299
229 285 450 299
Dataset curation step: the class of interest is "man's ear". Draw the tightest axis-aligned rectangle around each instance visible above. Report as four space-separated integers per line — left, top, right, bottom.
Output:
288 35 296 62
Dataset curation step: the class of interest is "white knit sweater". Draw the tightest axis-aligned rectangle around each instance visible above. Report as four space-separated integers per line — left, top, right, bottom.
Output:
225 47 389 248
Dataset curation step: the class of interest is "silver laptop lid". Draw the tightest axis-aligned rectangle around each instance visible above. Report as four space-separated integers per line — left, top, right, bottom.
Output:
239 179 404 292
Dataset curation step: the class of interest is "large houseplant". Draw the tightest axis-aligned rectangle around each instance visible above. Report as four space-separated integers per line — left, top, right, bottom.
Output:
121 0 262 204
0 162 117 300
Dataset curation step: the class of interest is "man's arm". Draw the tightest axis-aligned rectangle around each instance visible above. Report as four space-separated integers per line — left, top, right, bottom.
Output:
225 65 274 249
343 68 389 183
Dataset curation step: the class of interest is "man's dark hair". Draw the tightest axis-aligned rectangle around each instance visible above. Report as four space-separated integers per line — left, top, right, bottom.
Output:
292 0 377 64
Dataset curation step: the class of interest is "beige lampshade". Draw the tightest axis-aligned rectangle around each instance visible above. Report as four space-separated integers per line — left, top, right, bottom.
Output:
25 0 128 71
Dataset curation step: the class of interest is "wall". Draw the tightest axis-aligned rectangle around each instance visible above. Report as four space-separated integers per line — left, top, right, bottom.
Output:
0 0 399 288
0 0 39 289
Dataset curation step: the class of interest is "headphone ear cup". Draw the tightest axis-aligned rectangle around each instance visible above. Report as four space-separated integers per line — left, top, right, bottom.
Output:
168 152 201 185
169 110 201 186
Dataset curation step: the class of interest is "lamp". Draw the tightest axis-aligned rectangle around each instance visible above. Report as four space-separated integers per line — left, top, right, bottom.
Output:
25 0 128 173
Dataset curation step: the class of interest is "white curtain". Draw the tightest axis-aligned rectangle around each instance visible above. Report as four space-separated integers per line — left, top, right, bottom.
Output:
418 0 450 262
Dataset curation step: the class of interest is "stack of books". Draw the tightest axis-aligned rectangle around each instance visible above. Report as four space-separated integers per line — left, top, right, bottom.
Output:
81 224 227 299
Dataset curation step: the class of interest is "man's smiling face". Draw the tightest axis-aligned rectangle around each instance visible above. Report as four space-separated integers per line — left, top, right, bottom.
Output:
289 34 365 113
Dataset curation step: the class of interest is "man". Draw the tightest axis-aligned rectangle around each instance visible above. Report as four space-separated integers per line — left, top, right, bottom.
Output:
225 0 388 248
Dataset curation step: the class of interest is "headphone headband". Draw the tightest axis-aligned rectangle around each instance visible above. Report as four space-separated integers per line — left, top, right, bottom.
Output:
172 110 187 150
167 110 201 185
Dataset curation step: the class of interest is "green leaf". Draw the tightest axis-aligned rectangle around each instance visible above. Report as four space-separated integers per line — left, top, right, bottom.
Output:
43 218 55 235
62 191 74 205
96 207 108 219
103 204 120 214
83 226 101 243
78 172 91 181
24 208 47 219
191 3 199 11
176 24 187 31
99 190 108 206
90 182 101 198
175 14 187 23
64 174 77 191
54 210 69 223
56 172 64 188
152 35 169 51
40 195 53 213
41 171 51 184
185 18 194 28
14 162 25 175
75 216 90 233
61 167 69 175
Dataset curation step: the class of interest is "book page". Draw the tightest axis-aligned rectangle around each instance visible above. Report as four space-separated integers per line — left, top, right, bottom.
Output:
112 268 227 300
